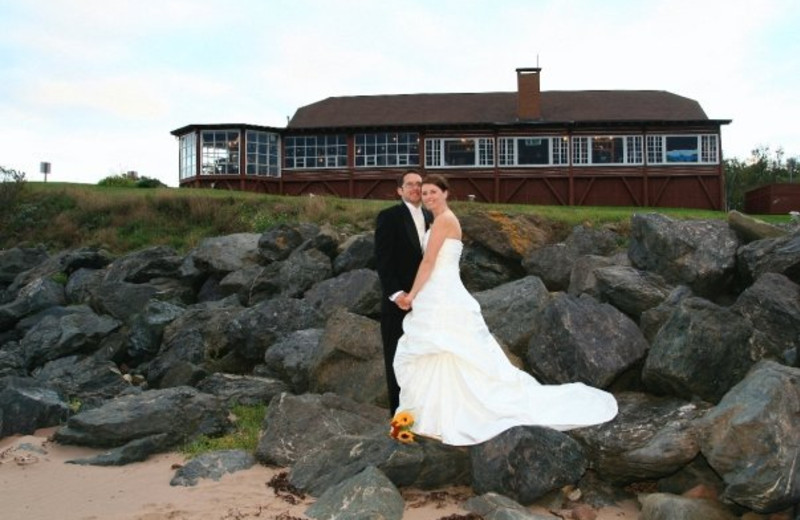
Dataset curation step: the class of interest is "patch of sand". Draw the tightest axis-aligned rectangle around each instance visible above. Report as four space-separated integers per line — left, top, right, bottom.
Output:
0 428 640 519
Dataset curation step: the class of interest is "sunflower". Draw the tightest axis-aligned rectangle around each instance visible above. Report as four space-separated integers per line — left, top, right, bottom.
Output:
397 430 415 444
391 411 414 428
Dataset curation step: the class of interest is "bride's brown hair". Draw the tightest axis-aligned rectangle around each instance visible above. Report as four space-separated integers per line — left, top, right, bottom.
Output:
421 174 449 192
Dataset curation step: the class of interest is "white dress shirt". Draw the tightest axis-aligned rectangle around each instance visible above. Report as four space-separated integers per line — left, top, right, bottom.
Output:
405 201 425 247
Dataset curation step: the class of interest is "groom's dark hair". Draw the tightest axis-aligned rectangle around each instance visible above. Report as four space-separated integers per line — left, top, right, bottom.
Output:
397 170 422 187
422 173 449 192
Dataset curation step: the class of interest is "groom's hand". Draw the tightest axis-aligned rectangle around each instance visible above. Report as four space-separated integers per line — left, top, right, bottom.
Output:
395 293 411 310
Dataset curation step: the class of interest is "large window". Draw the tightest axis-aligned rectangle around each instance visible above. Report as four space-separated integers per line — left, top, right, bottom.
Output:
646 135 719 164
201 130 240 175
425 137 494 168
355 132 419 167
284 135 347 169
179 133 196 179
498 136 570 166
572 136 643 165
246 131 280 177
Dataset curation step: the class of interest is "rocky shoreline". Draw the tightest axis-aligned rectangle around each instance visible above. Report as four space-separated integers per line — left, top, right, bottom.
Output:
1 210 799 519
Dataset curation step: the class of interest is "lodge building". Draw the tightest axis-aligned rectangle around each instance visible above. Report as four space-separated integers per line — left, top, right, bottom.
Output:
171 68 731 209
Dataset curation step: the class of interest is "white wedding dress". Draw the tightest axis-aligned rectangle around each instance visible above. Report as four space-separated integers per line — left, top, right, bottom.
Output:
394 234 618 446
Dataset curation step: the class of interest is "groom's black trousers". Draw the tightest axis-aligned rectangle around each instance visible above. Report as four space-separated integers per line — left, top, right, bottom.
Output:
381 299 408 417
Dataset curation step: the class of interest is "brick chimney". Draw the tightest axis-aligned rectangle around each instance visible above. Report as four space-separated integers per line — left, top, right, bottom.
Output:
516 67 542 120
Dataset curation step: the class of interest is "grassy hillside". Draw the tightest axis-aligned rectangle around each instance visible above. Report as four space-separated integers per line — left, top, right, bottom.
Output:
0 182 785 255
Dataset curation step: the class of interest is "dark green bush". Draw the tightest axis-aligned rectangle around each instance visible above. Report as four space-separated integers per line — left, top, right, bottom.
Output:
98 175 136 187
136 176 167 188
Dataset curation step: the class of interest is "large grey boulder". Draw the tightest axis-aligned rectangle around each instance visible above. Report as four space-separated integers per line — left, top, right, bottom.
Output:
0 376 69 436
238 248 332 302
570 392 711 485
0 245 49 285
59 247 114 275
593 265 672 320
290 431 471 497
146 304 242 388
180 233 262 280
102 245 182 283
628 213 739 298
226 297 324 362
642 297 755 403
309 309 386 407
65 268 104 305
639 493 738 520
568 252 631 298
522 243 572 291
126 300 186 364
4 250 69 299
461 212 550 261
89 281 158 323
261 328 324 394
20 305 121 370
475 275 550 358
0 341 25 377
216 265 265 304
639 285 693 343
471 425 587 506
33 354 130 404
527 293 649 387
727 210 787 243
731 272 800 364
737 231 800 286
258 223 312 264
170 449 255 486
296 223 340 260
196 372 288 407
697 361 800 513
0 277 66 331
464 492 557 520
333 232 375 275
303 268 382 318
305 465 404 520
255 392 387 467
53 386 230 449
67 432 172 466
460 242 523 293
523 225 622 291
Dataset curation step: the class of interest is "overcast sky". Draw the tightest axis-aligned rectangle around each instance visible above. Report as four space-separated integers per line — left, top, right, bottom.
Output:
1 0 798 187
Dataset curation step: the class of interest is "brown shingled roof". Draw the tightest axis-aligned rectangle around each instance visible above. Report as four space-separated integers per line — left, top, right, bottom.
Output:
288 90 709 129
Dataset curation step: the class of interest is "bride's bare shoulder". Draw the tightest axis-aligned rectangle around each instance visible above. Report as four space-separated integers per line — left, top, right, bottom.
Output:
440 210 462 239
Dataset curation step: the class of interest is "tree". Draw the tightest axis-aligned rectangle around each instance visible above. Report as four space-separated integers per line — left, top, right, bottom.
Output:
724 146 800 211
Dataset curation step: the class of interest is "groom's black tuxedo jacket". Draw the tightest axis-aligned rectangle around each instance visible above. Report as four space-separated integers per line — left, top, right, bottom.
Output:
375 202 431 300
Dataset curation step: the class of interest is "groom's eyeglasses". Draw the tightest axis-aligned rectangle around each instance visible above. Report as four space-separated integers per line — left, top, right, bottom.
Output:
403 182 422 188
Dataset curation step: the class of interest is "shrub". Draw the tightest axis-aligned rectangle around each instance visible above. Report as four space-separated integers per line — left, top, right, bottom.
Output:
136 176 167 188
0 165 27 217
97 175 136 188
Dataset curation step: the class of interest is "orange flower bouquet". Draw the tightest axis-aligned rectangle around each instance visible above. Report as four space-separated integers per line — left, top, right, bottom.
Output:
389 411 415 443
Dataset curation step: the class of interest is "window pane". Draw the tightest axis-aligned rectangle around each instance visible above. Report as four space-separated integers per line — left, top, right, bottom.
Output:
444 140 476 166
666 136 699 162
591 137 624 164
517 138 549 165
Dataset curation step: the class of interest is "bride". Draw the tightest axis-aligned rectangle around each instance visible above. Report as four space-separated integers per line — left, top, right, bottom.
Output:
393 174 618 446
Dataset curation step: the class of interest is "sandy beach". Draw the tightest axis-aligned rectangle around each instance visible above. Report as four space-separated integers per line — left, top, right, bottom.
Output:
0 428 639 520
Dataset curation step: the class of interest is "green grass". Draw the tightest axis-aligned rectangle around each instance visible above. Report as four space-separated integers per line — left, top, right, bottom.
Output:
179 403 266 458
0 181 791 255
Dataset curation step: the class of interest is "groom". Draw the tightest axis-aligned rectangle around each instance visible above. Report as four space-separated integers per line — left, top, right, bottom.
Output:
375 170 432 416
